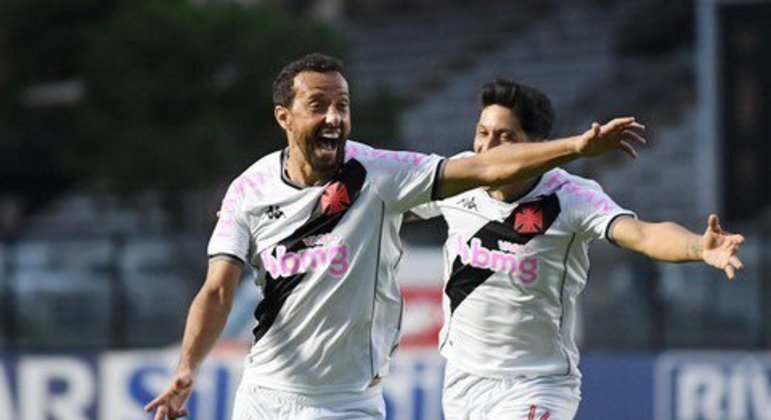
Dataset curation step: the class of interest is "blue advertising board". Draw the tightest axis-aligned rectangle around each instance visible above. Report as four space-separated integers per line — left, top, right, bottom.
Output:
1 350 769 419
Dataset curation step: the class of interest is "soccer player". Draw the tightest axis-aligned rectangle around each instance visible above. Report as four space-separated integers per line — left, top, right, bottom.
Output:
144 54 646 420
409 79 744 420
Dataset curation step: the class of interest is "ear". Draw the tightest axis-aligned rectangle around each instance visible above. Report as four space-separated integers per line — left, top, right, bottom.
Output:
275 105 292 131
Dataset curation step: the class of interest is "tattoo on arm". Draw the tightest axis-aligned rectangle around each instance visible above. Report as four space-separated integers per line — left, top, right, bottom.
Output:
686 240 703 261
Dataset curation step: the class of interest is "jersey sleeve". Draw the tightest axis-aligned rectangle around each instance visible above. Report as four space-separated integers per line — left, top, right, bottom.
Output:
561 178 636 242
207 179 251 264
351 144 445 213
409 201 443 220
406 151 471 219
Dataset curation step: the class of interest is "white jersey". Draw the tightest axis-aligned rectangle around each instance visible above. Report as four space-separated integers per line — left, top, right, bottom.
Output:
412 166 634 379
208 141 444 394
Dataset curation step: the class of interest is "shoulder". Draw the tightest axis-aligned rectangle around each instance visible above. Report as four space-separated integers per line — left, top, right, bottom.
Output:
436 186 486 208
540 168 603 196
344 140 440 170
540 169 624 218
225 149 283 201
449 151 475 160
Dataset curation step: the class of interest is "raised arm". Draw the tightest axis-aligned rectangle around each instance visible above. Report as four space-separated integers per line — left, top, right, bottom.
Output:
437 118 646 199
610 214 745 280
144 258 242 420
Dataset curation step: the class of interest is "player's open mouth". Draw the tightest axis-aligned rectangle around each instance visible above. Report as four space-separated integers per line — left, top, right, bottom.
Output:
315 129 343 153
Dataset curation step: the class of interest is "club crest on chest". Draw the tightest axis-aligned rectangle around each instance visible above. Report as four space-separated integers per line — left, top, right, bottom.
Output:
321 182 352 215
504 194 561 241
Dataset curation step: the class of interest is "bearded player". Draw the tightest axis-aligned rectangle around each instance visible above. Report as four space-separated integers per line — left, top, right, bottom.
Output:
410 79 744 420
144 55 647 420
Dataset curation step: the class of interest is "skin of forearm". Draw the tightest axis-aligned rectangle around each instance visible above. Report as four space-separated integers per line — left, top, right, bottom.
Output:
620 221 703 263
478 136 581 186
177 282 235 375
440 136 582 198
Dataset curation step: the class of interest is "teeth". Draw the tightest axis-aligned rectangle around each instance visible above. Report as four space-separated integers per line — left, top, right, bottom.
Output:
321 132 340 139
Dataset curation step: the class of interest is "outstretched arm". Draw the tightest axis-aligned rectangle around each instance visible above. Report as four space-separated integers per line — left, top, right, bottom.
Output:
610 214 745 279
144 258 242 420
437 118 646 199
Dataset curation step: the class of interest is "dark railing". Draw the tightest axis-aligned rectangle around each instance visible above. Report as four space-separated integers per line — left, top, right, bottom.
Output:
0 234 207 351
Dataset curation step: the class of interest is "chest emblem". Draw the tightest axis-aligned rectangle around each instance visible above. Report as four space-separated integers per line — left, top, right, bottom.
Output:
501 193 561 242
321 181 352 215
513 202 545 234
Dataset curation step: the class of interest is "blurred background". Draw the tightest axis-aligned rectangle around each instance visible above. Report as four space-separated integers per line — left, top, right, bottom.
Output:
0 0 769 418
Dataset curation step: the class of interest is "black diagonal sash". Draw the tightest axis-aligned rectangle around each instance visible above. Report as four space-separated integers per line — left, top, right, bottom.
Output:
445 193 560 313
252 159 367 342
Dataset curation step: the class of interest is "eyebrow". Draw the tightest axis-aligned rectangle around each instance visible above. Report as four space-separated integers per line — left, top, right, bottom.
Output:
477 124 515 134
306 91 349 100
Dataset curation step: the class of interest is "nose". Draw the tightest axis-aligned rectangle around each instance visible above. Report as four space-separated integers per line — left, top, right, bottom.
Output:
473 137 483 153
474 136 489 152
325 106 342 127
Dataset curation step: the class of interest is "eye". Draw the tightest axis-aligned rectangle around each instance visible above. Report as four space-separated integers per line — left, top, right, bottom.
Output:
501 131 519 142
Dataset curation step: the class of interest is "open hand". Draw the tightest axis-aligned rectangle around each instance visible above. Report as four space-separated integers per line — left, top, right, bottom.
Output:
577 117 647 158
701 214 744 280
144 372 194 420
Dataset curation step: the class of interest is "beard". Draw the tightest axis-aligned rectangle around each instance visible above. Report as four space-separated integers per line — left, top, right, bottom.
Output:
299 124 347 174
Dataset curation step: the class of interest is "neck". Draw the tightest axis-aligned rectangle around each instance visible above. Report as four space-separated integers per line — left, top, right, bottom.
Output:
284 145 336 187
489 177 539 202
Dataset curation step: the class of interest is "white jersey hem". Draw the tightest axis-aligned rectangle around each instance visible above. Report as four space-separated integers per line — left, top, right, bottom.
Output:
239 371 381 397
441 348 581 380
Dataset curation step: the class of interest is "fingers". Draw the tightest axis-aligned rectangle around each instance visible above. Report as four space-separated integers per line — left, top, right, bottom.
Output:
723 233 744 245
155 406 168 420
707 214 720 235
147 403 188 420
719 254 743 281
167 408 189 419
608 117 636 129
145 395 165 412
582 117 646 158
591 122 601 138
729 255 744 270
622 129 647 145
606 117 644 133
618 140 638 159
724 265 736 280
602 119 646 159
145 375 194 419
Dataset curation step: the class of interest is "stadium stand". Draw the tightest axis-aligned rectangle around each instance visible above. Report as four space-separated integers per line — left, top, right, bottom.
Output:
347 0 701 223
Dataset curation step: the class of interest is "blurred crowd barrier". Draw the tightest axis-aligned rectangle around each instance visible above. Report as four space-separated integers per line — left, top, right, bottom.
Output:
1 226 769 352
2 345 771 419
0 234 207 351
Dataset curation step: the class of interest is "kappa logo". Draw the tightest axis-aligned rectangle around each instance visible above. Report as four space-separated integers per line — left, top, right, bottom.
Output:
513 202 544 234
266 205 284 220
458 197 478 211
321 181 352 215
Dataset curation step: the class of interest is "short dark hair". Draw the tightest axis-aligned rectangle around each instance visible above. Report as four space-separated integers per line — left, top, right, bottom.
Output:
272 53 345 107
479 79 555 140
